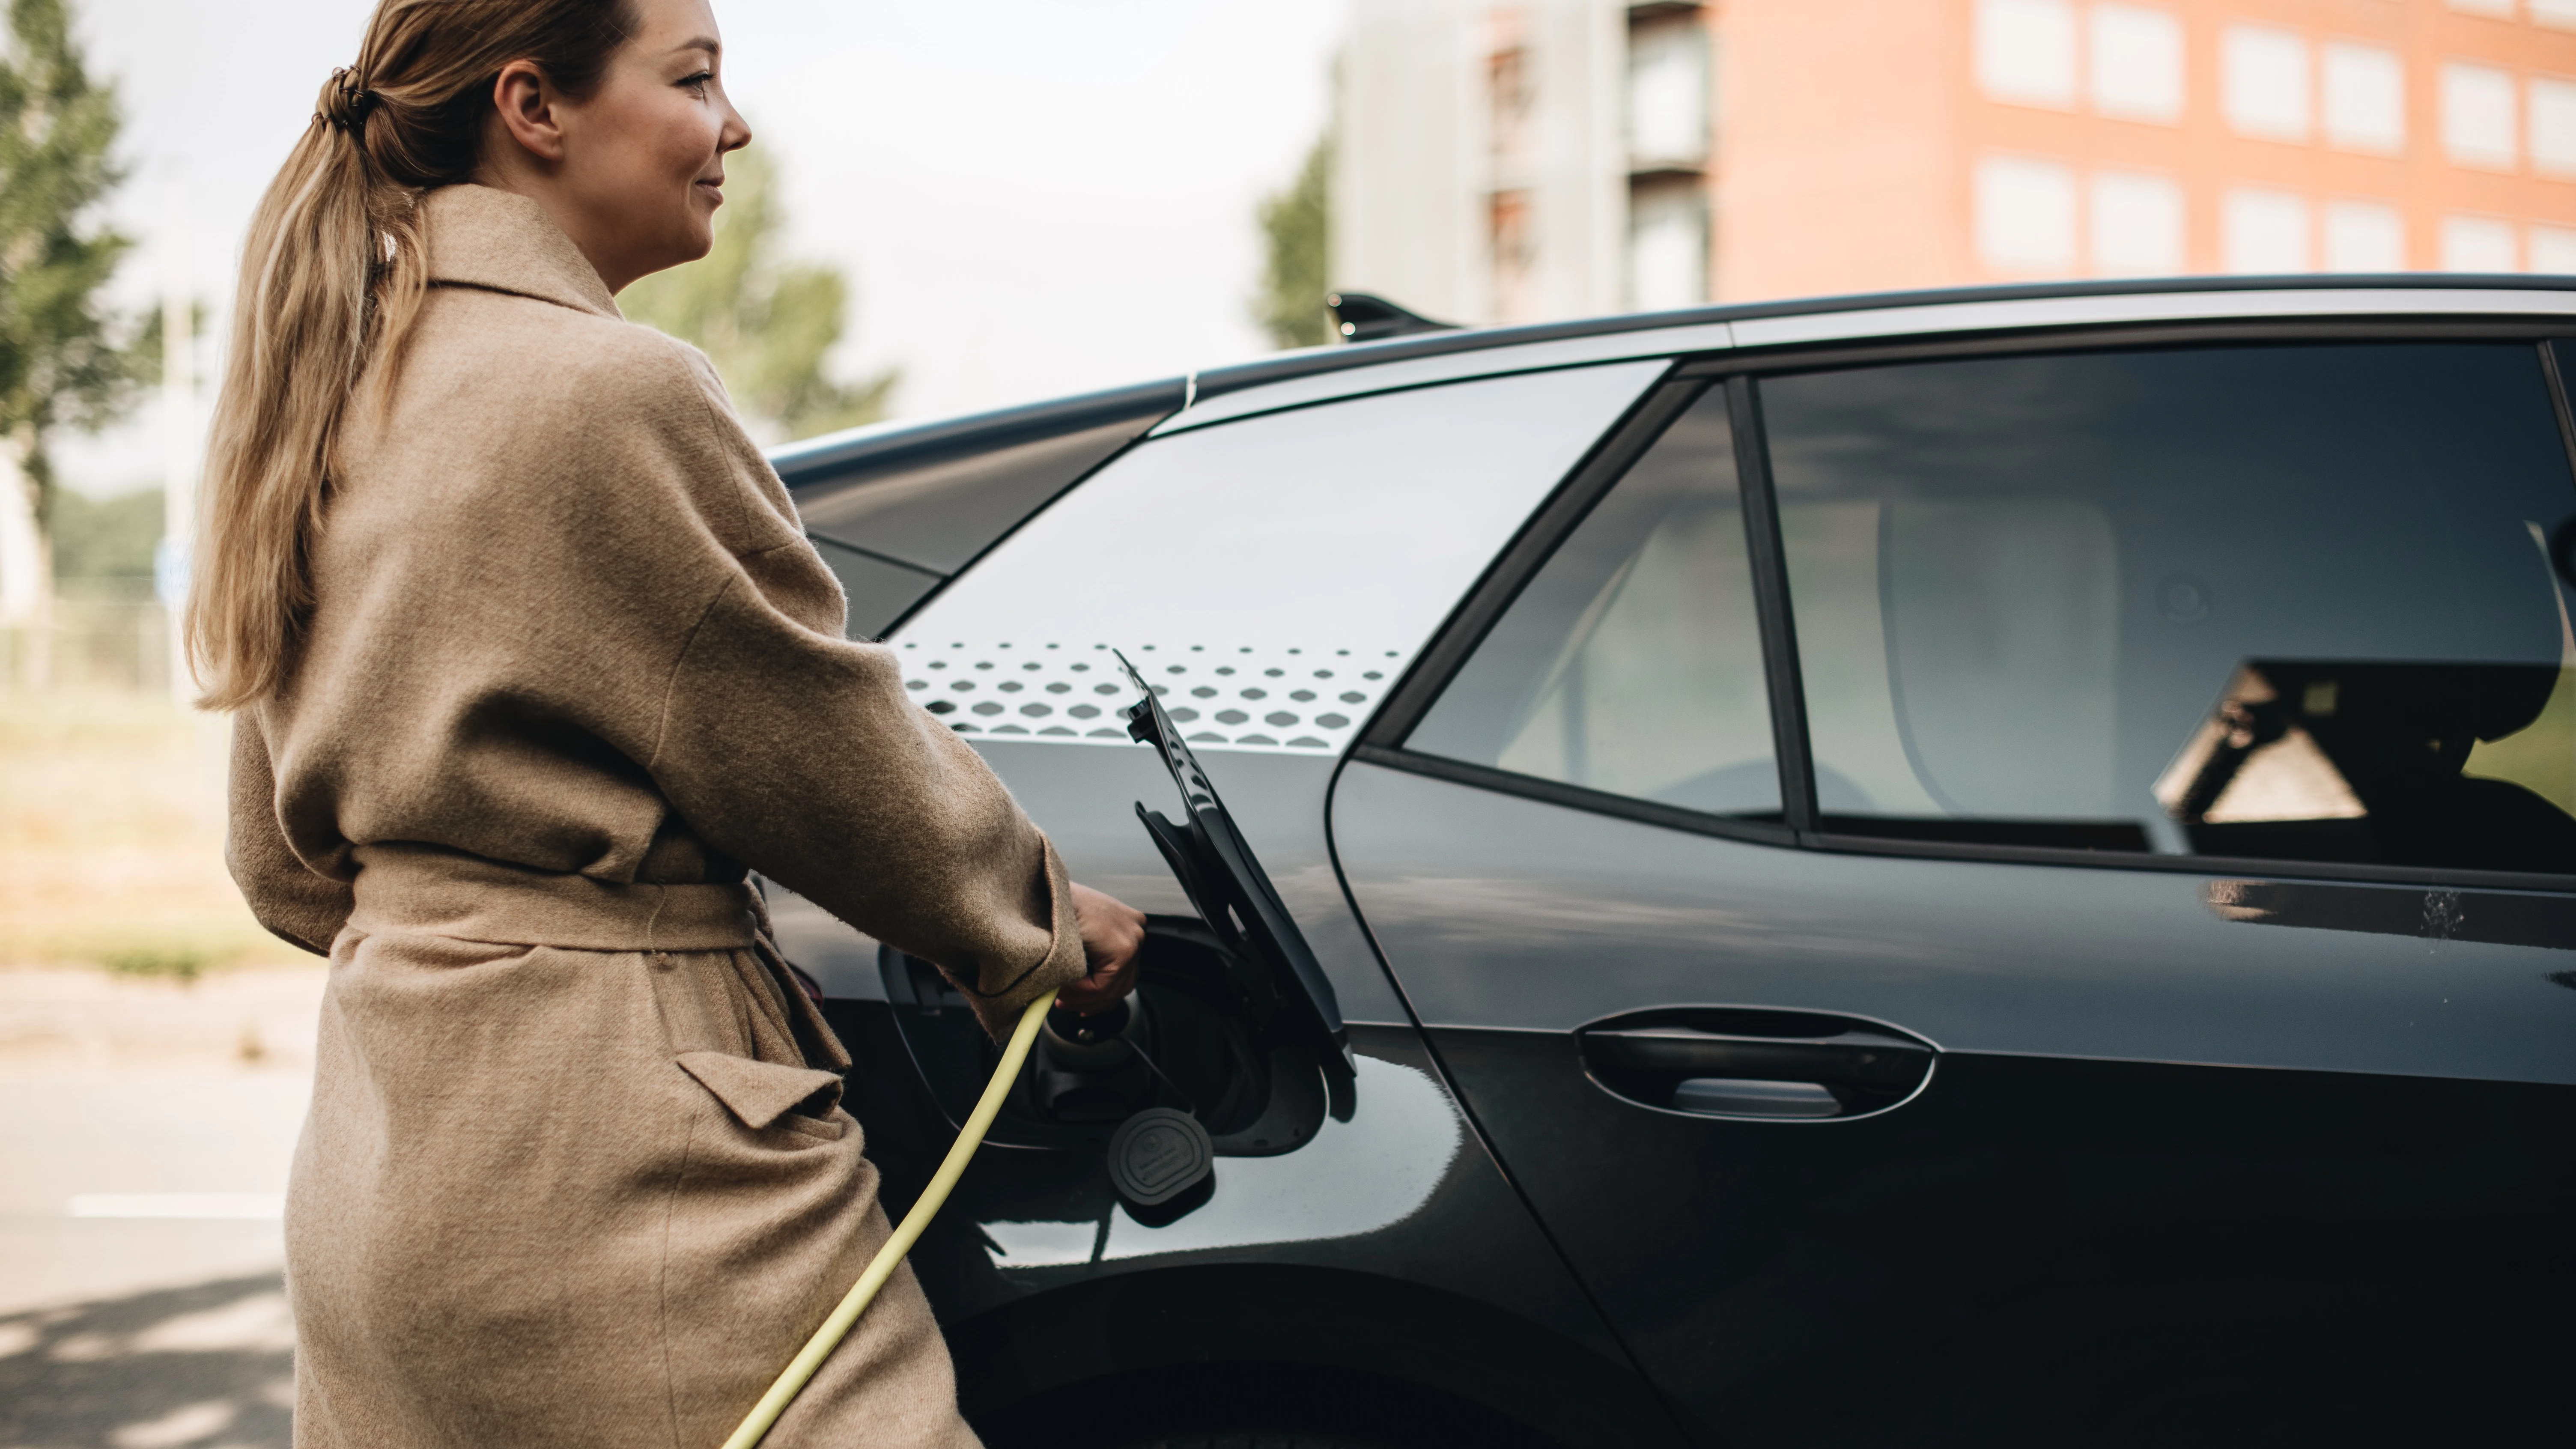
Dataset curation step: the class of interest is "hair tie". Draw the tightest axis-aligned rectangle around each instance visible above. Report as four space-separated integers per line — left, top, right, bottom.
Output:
318 66 377 135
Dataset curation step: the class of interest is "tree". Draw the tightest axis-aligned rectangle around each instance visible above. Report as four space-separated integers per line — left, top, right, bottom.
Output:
621 147 895 443
1253 131 1332 350
0 0 151 611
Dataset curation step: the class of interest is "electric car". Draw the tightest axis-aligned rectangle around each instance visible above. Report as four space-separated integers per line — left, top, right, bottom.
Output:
763 277 2576 1449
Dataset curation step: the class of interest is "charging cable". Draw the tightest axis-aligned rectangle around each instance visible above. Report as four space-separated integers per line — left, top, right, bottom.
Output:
721 989 1057 1449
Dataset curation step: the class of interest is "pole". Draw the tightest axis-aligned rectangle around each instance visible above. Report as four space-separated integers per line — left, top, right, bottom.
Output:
158 179 194 705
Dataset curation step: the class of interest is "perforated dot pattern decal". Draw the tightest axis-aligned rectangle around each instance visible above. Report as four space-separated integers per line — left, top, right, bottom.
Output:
898 640 1403 754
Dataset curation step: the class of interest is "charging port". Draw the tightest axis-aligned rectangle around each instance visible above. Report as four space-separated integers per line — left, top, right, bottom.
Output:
880 916 1327 1157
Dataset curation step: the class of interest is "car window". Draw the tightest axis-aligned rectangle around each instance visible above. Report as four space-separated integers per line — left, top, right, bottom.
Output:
892 361 1668 754
1406 385 1780 816
1761 341 2576 875
809 537 941 640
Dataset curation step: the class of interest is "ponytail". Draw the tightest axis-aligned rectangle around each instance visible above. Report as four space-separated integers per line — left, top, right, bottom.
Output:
187 0 634 710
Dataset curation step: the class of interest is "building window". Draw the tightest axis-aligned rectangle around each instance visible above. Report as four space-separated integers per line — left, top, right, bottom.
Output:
2224 187 2311 272
1628 13 1710 168
2442 214 2518 271
2531 76 2576 176
1490 189 1538 322
2535 0 2576 32
2443 63 2519 170
2533 224 2576 273
1628 179 1708 312
2321 42 2405 154
2090 4 2183 124
2090 170 2183 274
1977 155 2077 274
1489 39 1534 162
2323 201 2406 272
2224 26 2311 143
1978 0 2077 110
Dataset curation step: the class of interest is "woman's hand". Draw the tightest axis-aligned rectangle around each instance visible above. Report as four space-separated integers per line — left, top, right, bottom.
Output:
1057 882 1147 1014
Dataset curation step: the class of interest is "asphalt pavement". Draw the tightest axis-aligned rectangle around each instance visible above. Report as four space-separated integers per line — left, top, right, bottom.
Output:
0 967 320 1449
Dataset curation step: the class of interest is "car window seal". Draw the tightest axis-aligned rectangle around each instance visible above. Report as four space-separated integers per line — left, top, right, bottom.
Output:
1349 744 1799 850
1728 374 1817 837
1356 742 2576 894
1808 829 2576 894
2535 337 2576 491
1686 315 2576 378
804 533 948 581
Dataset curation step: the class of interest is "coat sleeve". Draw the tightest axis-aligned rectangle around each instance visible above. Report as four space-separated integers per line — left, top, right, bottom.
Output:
226 716 355 956
618 353 1088 1040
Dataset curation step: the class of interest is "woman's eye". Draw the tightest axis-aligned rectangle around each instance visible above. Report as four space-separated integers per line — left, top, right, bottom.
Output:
679 71 712 95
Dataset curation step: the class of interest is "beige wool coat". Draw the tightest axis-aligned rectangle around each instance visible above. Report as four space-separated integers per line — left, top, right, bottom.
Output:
227 184 1087 1449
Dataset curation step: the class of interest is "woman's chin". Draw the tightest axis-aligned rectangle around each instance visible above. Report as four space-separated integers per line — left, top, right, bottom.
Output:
670 221 718 267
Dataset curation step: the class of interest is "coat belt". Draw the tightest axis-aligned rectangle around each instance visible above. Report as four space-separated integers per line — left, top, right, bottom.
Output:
345 842 757 952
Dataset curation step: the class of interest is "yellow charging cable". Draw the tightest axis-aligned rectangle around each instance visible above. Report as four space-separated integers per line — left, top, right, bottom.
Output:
721 989 1057 1449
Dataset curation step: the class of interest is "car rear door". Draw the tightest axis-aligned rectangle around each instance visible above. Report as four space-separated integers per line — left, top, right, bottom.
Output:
781 359 1705 1445
1331 331 2576 1444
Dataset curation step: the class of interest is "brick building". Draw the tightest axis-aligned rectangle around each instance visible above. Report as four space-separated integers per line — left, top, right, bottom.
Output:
1333 0 2576 323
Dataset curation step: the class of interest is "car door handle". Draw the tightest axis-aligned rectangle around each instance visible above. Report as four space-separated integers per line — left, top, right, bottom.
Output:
1578 1010 1936 1121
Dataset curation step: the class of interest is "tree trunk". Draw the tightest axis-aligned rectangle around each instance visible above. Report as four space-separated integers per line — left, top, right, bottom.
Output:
0 441 51 689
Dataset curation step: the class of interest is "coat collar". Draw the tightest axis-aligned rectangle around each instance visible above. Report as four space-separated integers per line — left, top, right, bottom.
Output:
421 184 621 319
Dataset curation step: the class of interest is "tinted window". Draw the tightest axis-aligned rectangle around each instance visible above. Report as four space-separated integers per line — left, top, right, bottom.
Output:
782 379 1184 572
809 537 941 639
1762 342 2576 874
894 362 1668 756
1409 386 1780 816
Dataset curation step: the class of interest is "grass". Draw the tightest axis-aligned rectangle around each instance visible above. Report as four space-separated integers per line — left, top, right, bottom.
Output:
99 947 216 983
0 691 307 976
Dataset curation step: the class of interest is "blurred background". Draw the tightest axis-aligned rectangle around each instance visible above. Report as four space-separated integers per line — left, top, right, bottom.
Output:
3 0 2572 1443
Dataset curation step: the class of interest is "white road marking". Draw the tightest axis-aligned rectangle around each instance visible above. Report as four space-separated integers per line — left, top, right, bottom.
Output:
66 1194 284 1221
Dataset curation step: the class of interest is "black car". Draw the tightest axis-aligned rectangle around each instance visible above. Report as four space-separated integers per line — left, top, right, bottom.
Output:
760 276 2576 1449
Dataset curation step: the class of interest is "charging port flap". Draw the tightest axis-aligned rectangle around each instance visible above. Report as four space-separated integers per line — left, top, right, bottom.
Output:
1118 653 1357 1118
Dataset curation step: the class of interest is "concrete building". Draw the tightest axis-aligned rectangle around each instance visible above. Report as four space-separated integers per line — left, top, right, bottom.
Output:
1333 0 2576 324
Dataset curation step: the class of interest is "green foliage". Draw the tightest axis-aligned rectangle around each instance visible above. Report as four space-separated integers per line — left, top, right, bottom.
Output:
621 148 897 443
0 0 149 522
100 945 211 982
50 484 156 578
1254 132 1333 350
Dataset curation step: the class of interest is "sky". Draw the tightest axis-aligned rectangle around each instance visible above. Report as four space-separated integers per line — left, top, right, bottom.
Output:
54 0 1350 497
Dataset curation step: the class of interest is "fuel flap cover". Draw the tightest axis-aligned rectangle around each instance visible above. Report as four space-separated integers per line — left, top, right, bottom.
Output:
1117 653 1357 1115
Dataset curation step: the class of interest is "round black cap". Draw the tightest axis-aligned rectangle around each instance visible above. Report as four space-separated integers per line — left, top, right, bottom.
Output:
1106 1108 1213 1207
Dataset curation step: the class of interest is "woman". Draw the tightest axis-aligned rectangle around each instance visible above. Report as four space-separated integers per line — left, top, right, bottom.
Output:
191 1 1146 1444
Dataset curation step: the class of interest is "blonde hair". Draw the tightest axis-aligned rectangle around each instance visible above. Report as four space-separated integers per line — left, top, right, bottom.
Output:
187 0 635 709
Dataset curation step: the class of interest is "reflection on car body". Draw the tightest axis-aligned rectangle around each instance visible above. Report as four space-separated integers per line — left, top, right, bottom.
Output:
766 275 2576 1448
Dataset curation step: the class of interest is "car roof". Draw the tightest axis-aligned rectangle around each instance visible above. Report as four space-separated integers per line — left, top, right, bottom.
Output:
1192 270 2576 399
769 272 2576 481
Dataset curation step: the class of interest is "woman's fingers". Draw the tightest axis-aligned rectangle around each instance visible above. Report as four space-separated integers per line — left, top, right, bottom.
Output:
1061 883 1147 1012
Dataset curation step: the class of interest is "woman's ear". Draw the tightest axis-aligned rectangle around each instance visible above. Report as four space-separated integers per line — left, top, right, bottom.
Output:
490 60 568 163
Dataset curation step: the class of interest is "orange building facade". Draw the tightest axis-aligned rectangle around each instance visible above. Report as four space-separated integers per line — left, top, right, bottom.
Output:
1334 0 2576 325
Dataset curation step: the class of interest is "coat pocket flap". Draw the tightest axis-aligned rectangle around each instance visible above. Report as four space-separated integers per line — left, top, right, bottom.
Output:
676 1051 844 1130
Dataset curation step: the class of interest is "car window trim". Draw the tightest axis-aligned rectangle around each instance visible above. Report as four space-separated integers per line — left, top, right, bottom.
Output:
1367 322 2576 894
1728 375 1817 835
2537 339 2576 489
1702 315 2574 376
1348 743 1798 849
1351 739 2576 892
805 534 946 582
